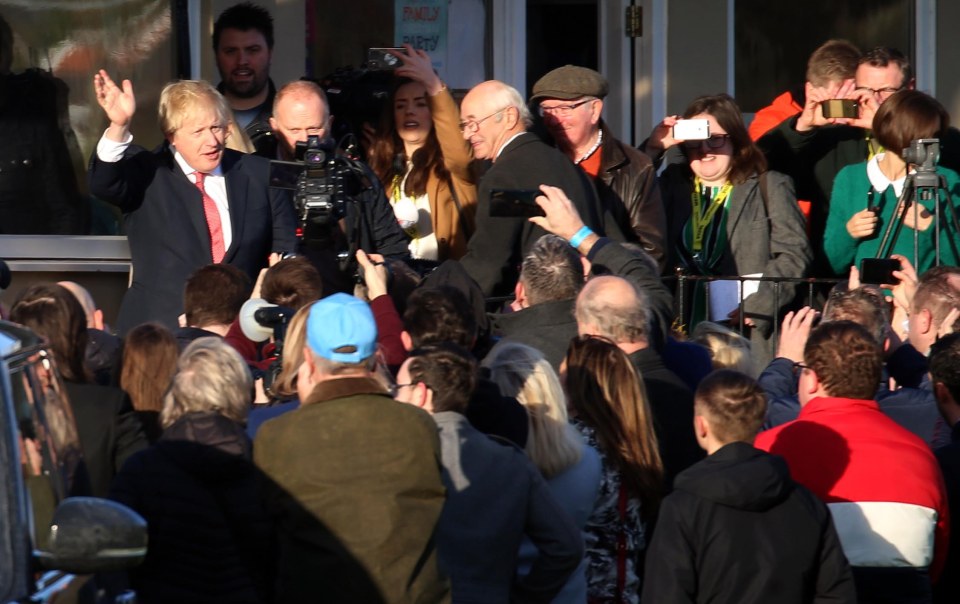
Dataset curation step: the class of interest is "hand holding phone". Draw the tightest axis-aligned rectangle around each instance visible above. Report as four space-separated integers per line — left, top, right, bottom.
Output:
859 258 901 285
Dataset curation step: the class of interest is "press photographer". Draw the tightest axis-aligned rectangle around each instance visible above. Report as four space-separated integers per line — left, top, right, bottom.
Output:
257 79 409 292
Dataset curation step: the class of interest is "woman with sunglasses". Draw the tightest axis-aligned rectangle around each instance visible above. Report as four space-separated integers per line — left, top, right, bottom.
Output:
367 44 477 263
645 94 812 374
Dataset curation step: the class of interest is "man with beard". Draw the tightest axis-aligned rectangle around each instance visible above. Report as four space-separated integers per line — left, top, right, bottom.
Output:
213 2 276 143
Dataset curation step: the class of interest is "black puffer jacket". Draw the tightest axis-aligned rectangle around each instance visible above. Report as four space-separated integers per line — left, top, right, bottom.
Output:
109 412 275 604
642 442 856 604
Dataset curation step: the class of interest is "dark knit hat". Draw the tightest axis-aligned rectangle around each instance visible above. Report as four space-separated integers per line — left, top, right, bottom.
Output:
530 65 609 103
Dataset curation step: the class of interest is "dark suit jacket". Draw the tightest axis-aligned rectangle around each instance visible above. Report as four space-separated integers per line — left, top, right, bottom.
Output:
88 144 297 333
460 132 622 297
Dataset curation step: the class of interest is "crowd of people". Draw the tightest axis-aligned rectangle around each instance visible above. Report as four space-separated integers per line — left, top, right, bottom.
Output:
7 2 960 603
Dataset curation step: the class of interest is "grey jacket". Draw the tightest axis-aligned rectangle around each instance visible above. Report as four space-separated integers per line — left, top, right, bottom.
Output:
433 412 583 603
660 167 812 370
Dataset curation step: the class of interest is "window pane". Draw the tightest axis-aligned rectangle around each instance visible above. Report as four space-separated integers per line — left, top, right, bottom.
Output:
526 0 598 98
735 0 914 112
0 1 178 235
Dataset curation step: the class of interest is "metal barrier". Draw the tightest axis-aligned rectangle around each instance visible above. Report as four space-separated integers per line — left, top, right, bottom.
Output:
485 272 844 346
665 272 843 343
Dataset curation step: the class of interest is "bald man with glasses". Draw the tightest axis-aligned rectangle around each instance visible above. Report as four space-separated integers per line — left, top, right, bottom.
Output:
457 79 623 298
531 65 667 272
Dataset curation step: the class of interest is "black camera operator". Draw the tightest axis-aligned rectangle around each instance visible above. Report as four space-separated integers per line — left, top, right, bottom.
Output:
256 79 409 292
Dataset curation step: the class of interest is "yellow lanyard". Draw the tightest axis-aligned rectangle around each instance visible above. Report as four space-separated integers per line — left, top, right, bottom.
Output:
391 174 403 203
690 178 732 252
866 132 884 161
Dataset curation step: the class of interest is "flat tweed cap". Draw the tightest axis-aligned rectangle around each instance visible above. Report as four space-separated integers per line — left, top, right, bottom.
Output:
530 65 609 103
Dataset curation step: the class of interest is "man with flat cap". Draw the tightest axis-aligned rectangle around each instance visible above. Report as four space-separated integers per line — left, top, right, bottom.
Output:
532 65 667 271
457 80 624 298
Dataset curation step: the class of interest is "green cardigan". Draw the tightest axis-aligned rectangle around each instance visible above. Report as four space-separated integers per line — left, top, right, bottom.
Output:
824 162 960 275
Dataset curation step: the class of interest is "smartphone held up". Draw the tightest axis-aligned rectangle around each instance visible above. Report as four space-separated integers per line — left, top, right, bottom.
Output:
367 47 405 70
821 99 859 119
673 119 710 141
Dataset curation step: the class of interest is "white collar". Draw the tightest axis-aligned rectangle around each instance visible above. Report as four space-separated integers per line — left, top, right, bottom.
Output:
494 132 527 161
866 152 906 198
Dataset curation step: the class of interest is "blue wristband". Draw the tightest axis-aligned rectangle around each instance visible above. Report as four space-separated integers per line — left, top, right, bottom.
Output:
568 226 594 248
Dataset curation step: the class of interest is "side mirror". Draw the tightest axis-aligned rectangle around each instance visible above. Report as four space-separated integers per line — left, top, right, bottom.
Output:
35 497 147 573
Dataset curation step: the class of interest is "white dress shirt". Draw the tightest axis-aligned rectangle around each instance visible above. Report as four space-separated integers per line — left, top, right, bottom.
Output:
96 131 233 251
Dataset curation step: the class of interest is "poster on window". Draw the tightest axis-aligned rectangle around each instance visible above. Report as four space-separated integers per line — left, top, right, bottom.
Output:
394 0 447 72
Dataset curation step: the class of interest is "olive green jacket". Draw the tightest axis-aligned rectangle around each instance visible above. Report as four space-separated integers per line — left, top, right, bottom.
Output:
254 376 450 603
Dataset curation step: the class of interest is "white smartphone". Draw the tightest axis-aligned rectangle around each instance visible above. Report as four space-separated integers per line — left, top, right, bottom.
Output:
673 118 710 140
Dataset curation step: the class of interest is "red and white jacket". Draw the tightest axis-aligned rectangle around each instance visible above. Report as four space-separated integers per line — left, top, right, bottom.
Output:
755 396 949 580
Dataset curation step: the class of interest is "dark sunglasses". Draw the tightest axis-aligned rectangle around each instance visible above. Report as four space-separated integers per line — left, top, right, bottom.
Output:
682 134 731 150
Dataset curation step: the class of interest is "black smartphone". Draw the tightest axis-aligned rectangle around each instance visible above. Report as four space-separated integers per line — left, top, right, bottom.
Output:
489 189 545 217
821 99 859 119
366 47 404 70
859 258 901 284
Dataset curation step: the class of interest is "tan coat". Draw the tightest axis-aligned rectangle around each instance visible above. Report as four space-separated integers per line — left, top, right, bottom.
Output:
424 88 477 260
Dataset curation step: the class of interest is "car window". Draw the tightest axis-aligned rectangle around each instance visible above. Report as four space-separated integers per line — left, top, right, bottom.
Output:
9 350 84 550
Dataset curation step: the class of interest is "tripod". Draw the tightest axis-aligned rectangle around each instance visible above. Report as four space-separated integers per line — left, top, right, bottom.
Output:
874 167 960 266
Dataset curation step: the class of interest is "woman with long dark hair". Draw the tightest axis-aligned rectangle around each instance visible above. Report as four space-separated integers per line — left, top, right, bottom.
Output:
10 283 146 496
645 94 812 372
563 335 663 603
367 45 476 262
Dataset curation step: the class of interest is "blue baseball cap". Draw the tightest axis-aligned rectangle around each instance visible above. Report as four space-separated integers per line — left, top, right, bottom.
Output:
306 293 378 363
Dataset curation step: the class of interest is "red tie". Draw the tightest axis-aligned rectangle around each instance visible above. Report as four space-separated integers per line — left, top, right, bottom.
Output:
193 172 226 263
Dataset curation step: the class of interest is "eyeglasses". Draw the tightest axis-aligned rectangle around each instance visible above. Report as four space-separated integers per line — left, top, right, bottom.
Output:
855 85 904 100
791 361 810 376
388 382 416 397
682 134 731 150
459 107 509 134
538 98 595 117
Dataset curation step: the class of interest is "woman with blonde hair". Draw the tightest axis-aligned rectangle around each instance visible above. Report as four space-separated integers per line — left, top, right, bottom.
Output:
246 304 310 438
564 335 664 604
691 320 754 375
109 337 274 603
485 341 601 603
120 322 179 443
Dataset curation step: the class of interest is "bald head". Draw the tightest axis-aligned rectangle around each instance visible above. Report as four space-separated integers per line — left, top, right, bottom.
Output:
576 275 650 347
270 80 331 160
460 80 532 161
58 280 106 330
